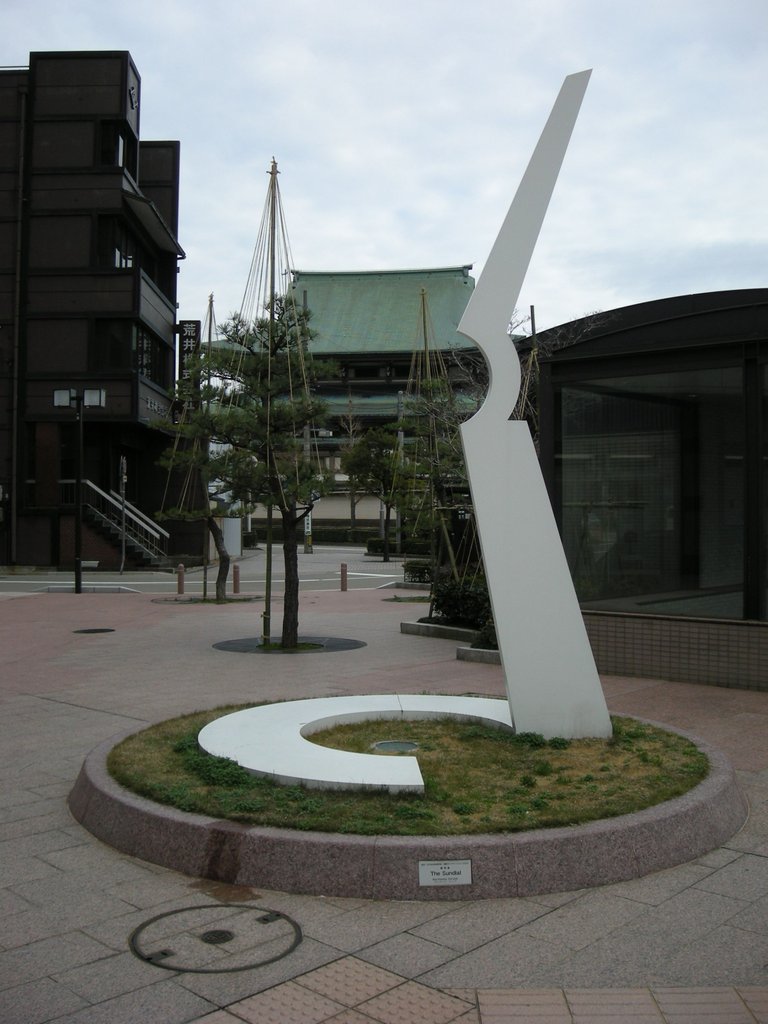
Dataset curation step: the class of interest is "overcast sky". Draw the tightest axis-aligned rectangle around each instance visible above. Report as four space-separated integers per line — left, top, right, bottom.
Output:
3 0 766 333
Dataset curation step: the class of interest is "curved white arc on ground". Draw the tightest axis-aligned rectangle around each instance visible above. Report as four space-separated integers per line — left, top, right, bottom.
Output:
198 695 513 794
459 71 612 739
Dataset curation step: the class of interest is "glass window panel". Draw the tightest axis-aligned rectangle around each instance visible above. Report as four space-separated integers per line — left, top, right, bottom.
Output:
557 366 744 618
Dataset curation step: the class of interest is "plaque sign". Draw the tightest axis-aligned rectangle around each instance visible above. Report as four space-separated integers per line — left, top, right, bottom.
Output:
419 859 472 887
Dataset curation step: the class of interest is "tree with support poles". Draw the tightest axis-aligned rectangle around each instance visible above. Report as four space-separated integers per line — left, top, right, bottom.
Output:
160 298 329 643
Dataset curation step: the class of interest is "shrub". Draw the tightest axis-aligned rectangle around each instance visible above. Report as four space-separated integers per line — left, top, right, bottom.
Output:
431 576 491 628
471 617 498 649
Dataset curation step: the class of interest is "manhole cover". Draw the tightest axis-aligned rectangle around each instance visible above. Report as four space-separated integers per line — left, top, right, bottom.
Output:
372 740 419 753
128 904 302 974
199 929 234 945
73 628 115 634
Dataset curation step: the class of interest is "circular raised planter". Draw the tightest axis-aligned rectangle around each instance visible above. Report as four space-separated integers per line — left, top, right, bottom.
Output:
68 719 748 902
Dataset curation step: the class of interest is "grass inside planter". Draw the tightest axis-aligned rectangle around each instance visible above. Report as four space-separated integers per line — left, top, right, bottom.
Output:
107 705 709 837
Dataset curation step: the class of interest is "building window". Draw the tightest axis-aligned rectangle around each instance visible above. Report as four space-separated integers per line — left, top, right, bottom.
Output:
114 223 135 269
98 218 137 270
100 121 138 178
557 366 744 619
93 320 134 370
137 326 170 388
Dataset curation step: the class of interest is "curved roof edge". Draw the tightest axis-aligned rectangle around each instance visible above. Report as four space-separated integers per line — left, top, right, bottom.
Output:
538 288 768 359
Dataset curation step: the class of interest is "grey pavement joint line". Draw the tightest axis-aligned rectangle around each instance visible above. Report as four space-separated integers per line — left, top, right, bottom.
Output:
32 694 150 722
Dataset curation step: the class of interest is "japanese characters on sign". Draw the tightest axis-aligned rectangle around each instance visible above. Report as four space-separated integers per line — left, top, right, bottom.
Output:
178 320 201 408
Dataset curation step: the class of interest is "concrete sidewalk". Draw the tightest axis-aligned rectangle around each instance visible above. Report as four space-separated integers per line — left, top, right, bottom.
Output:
1 585 767 1023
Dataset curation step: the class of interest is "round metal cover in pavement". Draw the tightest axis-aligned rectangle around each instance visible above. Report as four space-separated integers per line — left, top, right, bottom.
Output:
128 904 302 974
73 628 115 634
372 740 420 752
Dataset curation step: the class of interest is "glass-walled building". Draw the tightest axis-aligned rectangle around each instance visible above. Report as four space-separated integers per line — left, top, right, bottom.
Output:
538 291 768 689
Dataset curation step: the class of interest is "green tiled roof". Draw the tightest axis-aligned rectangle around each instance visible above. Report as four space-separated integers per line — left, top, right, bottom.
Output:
290 266 475 356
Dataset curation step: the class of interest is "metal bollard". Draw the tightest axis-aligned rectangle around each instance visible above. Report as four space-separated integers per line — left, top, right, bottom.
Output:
176 563 184 595
233 563 240 595
340 562 348 592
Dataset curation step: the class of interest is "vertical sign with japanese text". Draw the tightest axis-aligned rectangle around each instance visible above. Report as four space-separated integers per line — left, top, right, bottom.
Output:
178 320 201 409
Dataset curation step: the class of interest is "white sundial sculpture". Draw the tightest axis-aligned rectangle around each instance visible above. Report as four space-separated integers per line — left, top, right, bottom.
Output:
198 72 611 796
458 69 612 740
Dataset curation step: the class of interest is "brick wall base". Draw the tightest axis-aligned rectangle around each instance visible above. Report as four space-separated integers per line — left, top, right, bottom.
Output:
584 611 768 691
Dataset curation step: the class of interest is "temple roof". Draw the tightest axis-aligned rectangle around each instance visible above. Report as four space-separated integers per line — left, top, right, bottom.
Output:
289 266 475 356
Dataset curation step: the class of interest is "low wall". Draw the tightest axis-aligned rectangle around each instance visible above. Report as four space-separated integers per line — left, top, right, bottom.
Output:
69 722 748 901
584 611 768 691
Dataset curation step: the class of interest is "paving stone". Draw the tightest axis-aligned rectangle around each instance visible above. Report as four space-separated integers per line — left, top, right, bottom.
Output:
1 893 141 950
478 987 572 1022
738 987 768 1024
695 849 743 870
695 854 768 901
653 985 756 1022
608 887 748 952
5 586 768 1018
296 955 404 1004
41 978 215 1024
1 852 66 888
0 975 87 1024
521 891 647 951
416 932 573 990
298 900 453 954
356 979 472 1023
647 925 768 987
184 1013 243 1024
176 936 341 1006
224 979 346 1023
566 986 664 1021
409 898 548 953
0 809 75 842
0 930 115 991
103 873 211 910
357 931 458 977
603 864 715 906
39 844 165 885
0 887 35 918
0 797 63 825
1 830 86 863
52 949 169 1001
723 893 768 937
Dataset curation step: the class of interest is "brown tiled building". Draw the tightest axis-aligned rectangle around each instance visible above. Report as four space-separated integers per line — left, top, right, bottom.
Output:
0 51 184 567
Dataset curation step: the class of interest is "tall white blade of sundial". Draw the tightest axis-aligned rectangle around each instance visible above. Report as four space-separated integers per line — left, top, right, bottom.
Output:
459 70 612 738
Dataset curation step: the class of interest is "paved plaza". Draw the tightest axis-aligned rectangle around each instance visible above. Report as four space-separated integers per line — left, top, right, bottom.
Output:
2 551 768 1022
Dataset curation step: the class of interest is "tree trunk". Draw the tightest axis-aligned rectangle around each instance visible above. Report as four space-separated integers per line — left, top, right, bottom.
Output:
281 505 300 648
382 502 392 562
349 488 357 541
207 515 230 603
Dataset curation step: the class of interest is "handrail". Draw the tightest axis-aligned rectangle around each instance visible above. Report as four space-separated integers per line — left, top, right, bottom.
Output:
109 489 170 539
58 480 168 560
85 480 164 540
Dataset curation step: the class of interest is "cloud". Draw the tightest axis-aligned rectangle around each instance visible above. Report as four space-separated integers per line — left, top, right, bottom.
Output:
2 0 766 329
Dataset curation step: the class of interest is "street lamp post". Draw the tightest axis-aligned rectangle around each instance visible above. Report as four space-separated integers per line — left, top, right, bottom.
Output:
53 388 106 594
